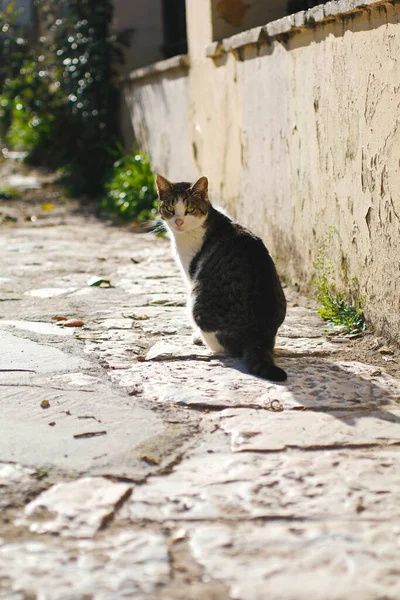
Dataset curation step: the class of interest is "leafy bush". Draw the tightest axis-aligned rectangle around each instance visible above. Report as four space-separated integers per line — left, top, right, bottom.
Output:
0 3 32 139
102 151 158 224
39 0 131 196
0 0 132 198
2 58 63 165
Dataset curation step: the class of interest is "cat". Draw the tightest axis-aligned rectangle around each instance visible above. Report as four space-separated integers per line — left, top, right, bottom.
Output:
156 174 287 381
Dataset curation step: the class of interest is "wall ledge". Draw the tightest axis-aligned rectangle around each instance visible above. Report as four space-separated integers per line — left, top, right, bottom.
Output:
205 0 399 57
121 54 190 84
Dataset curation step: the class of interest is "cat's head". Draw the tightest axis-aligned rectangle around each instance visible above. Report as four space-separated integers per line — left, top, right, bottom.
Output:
156 174 209 235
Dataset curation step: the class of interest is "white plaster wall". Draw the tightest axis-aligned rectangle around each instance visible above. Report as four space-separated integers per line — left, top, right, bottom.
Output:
186 4 400 343
234 6 400 341
122 1 400 343
124 69 196 181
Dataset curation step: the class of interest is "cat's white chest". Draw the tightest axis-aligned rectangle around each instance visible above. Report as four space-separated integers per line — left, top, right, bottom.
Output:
171 228 205 280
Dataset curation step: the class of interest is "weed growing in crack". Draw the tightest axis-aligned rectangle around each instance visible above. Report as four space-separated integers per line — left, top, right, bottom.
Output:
313 227 366 333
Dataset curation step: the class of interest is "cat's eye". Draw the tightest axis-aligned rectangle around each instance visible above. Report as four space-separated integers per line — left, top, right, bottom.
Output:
186 207 195 214
165 204 174 213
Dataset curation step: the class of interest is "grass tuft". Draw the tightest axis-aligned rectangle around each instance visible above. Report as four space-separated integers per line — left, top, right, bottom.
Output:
313 228 366 333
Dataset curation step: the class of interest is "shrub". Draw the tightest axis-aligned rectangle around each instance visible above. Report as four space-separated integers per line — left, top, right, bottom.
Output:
102 150 158 224
2 59 63 166
37 0 131 197
0 0 132 198
0 3 32 139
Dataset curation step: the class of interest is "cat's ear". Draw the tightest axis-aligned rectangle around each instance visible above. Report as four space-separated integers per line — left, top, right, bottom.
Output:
190 176 208 197
156 174 173 194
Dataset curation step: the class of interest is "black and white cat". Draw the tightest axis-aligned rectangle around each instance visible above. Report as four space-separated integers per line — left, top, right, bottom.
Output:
156 174 287 381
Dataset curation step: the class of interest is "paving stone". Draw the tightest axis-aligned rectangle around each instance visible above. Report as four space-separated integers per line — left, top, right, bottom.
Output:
0 462 35 486
0 530 169 599
138 307 192 336
120 448 400 522
99 317 134 330
82 330 145 367
0 330 91 373
216 407 400 452
146 337 211 361
0 319 74 336
189 521 400 600
0 372 164 475
277 336 337 354
109 355 400 412
18 477 132 537
45 372 102 388
26 287 77 298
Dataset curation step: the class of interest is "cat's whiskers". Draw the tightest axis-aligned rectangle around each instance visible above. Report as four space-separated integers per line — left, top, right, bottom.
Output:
145 217 166 234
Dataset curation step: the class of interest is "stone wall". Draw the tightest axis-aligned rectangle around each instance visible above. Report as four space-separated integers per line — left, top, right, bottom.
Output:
121 0 400 345
122 56 195 182
210 0 288 41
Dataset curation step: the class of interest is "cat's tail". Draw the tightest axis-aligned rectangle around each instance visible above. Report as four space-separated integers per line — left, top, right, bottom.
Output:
244 343 287 382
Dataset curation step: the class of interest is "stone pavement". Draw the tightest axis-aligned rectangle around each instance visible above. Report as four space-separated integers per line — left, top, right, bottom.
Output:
1 190 400 600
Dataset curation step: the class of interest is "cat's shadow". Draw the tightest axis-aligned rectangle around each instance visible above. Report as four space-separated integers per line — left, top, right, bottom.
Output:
213 352 400 427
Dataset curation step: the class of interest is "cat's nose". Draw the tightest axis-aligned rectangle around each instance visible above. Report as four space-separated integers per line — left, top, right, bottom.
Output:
175 218 184 227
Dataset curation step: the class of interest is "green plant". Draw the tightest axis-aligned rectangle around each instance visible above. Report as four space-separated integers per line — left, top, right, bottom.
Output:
313 228 366 333
0 2 28 86
102 150 158 224
3 60 62 165
0 2 31 138
0 0 132 197
0 4 64 165
0 186 19 199
38 0 132 197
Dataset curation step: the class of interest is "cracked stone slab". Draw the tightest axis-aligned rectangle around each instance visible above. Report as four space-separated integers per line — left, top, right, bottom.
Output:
0 462 35 486
133 308 193 338
147 294 186 307
0 530 169 599
120 448 400 522
277 336 338 354
25 287 77 298
45 372 102 388
279 306 332 337
189 520 400 600
97 317 134 330
0 330 91 373
18 477 132 537
109 354 400 412
82 330 145 368
146 337 211 361
0 319 75 336
277 307 352 354
216 407 400 452
0 372 164 475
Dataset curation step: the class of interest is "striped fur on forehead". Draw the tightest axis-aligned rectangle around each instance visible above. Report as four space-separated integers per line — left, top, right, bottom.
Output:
157 180 209 217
